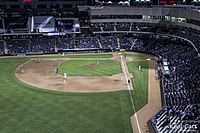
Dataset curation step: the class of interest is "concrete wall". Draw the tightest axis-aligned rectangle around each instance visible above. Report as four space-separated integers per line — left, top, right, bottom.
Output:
90 6 200 21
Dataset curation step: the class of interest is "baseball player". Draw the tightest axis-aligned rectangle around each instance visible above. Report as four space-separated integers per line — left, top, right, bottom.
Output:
56 68 58 73
62 52 65 57
120 74 123 81
120 54 123 60
63 73 67 84
128 79 131 85
138 65 141 70
21 68 24 74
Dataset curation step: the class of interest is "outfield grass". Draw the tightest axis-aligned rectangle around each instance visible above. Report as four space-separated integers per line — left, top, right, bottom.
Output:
0 58 133 133
127 61 149 111
32 54 113 59
58 60 122 76
126 54 147 60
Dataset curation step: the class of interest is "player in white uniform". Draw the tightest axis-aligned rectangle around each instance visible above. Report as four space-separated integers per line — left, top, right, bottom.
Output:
62 52 65 57
21 68 24 74
63 73 67 84
139 65 141 70
120 55 123 60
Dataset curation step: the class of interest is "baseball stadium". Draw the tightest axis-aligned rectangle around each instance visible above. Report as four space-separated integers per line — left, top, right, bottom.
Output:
0 1 200 133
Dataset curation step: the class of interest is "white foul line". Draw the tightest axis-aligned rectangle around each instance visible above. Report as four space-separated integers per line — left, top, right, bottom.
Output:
121 59 142 133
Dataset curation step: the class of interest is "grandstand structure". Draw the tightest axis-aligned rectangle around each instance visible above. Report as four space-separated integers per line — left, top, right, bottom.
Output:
0 0 88 9
0 4 200 133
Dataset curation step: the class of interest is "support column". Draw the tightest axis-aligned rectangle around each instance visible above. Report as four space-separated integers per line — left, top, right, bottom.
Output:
55 38 58 53
28 42 31 52
55 45 58 53
3 40 8 54
2 18 5 31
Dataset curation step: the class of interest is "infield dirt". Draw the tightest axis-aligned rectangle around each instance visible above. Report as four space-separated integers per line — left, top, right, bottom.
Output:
16 53 130 92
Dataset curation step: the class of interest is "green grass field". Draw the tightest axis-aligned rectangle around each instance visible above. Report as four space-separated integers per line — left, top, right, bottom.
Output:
126 54 147 60
58 60 121 76
0 58 133 133
33 54 113 59
127 60 149 111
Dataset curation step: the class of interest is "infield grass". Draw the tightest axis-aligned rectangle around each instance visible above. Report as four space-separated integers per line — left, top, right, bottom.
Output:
127 60 149 111
0 58 133 133
58 60 122 76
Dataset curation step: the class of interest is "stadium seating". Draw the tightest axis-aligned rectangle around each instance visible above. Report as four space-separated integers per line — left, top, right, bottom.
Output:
74 37 100 49
100 36 118 50
101 23 115 31
143 38 200 132
57 37 100 49
91 23 102 32
116 23 131 31
7 40 29 54
57 38 74 49
31 38 55 53
119 36 144 50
